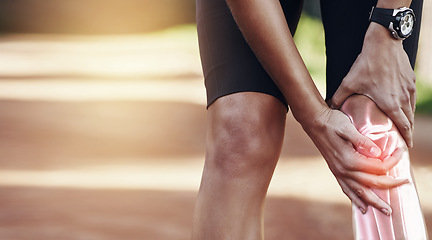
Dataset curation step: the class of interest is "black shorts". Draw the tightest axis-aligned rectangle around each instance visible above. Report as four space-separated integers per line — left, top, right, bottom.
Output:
196 0 423 108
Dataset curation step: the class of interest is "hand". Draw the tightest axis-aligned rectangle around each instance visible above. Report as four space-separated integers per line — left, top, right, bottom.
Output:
331 23 416 148
302 107 408 215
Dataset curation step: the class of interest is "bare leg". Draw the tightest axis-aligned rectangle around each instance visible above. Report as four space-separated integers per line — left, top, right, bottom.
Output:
341 95 427 240
192 92 287 240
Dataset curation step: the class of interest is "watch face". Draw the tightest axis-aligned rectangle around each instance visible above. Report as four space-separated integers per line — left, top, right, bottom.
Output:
400 13 415 36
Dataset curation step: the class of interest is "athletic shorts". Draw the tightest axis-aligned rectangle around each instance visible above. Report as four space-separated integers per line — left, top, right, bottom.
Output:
196 0 423 109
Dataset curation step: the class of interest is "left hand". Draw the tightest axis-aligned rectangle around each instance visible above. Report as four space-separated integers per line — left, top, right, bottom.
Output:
301 106 408 215
331 23 416 148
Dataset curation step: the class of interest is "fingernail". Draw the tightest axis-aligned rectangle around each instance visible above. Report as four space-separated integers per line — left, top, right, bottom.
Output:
359 207 367 214
370 147 381 158
381 208 391 216
396 178 410 184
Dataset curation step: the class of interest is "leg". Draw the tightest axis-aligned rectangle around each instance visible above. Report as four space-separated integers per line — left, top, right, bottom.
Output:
192 92 286 240
341 95 427 240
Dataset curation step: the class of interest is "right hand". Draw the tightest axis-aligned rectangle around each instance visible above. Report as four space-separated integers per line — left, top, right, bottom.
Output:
330 23 416 148
302 107 408 215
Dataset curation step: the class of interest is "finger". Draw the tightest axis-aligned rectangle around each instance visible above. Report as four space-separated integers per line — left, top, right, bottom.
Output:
407 76 416 146
345 147 403 175
413 92 417 114
386 107 413 148
330 135 385 174
345 179 392 216
330 140 386 175
411 92 416 138
347 171 409 189
331 83 355 110
401 101 414 137
409 75 417 114
381 147 404 170
337 178 368 214
410 86 417 114
336 122 382 158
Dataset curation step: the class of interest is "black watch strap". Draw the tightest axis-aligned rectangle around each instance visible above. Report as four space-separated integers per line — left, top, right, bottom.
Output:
369 7 395 29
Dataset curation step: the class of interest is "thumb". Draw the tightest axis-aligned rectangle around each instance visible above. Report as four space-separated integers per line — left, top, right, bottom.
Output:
339 123 382 158
331 83 355 110
354 135 382 158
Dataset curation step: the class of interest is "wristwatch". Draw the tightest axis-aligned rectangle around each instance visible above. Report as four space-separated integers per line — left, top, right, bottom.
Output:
369 7 416 40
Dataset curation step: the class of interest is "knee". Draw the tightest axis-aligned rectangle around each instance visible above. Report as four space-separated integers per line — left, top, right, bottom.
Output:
206 110 281 179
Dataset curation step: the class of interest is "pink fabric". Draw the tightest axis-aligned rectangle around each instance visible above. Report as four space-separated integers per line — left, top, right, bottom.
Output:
341 99 427 240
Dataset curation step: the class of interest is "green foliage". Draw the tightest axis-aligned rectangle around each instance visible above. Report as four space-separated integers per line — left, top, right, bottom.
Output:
168 14 432 115
294 14 326 91
293 15 432 115
416 80 432 115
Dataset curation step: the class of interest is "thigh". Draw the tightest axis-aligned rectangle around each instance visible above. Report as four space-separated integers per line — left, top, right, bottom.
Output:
320 0 423 100
196 0 303 108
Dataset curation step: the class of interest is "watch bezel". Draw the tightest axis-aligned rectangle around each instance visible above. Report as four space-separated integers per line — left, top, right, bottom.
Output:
390 8 416 40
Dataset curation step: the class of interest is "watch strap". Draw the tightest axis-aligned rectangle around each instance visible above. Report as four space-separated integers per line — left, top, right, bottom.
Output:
369 7 395 29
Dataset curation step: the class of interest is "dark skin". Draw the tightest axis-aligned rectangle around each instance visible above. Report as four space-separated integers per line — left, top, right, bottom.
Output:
226 0 412 213
332 0 416 149
192 0 416 239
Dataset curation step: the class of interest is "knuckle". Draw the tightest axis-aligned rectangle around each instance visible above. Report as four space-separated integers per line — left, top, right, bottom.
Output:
356 138 368 150
379 101 397 113
370 180 383 188
401 124 410 134
341 187 350 196
334 164 348 176
345 83 357 93
400 92 410 103
388 103 400 114
343 160 356 171
334 126 344 136
368 199 380 207
411 72 416 83
338 155 355 173
408 80 416 91
379 161 389 170
355 188 365 197
367 179 378 188
378 165 389 175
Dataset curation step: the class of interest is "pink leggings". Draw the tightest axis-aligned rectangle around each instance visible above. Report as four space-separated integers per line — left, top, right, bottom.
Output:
341 96 427 240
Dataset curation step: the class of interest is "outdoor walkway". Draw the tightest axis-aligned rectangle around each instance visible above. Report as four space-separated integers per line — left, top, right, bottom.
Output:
0 29 430 239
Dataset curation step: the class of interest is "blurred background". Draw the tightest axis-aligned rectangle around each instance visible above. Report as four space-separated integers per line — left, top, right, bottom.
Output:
0 0 430 239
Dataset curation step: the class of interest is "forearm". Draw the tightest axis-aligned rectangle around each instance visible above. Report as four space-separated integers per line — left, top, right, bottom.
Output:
376 0 412 8
332 0 418 147
226 0 327 126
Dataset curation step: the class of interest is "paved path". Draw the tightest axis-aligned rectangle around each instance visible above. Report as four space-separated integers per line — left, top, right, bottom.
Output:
0 31 430 239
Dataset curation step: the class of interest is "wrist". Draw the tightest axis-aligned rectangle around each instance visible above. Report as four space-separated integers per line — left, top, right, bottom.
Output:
368 6 415 40
376 0 410 9
364 22 403 48
295 104 329 133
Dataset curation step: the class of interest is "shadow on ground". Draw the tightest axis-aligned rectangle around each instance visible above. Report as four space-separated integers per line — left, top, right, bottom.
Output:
0 186 430 240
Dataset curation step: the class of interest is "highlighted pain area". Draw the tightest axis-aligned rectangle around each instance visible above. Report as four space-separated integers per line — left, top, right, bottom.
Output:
341 95 427 240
